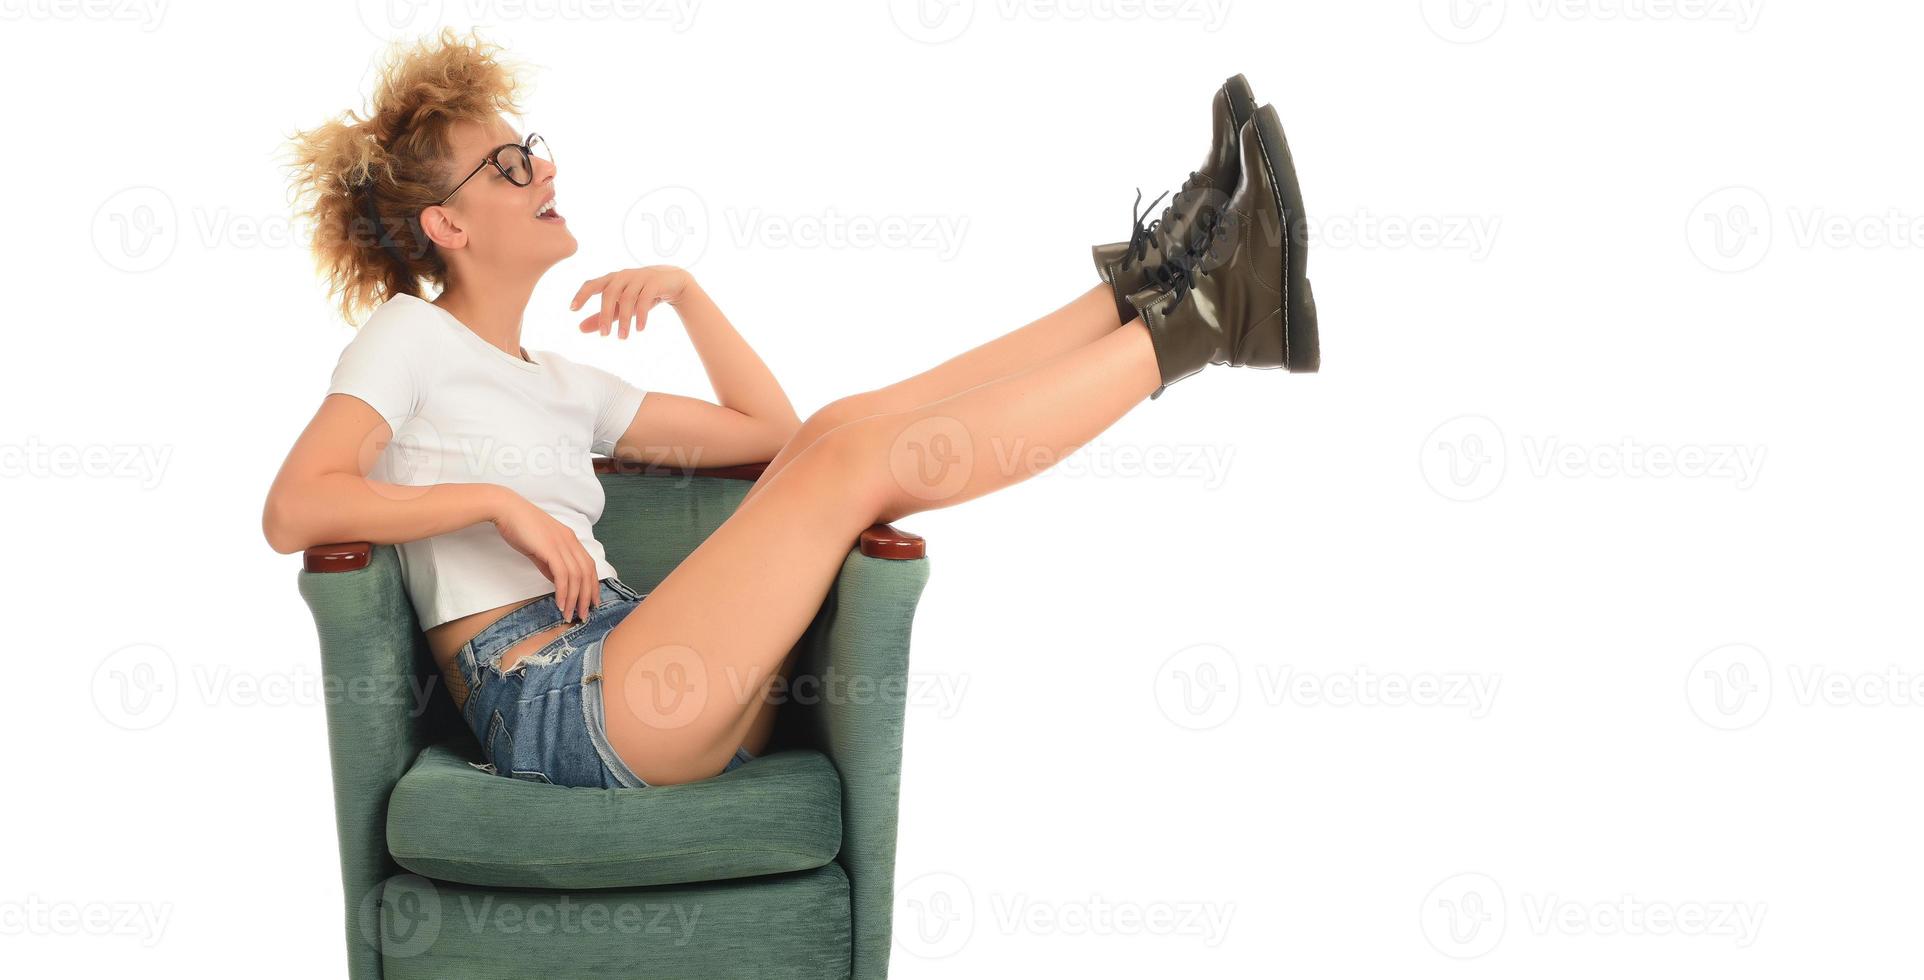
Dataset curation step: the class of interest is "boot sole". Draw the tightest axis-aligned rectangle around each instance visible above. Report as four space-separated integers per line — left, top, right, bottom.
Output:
1223 74 1257 132
1248 105 1319 373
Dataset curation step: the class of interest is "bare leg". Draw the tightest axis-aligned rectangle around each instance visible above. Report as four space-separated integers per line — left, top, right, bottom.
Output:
737 283 1123 506
601 318 1162 785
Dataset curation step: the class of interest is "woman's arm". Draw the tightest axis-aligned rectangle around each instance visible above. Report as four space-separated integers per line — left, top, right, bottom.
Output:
573 267 803 467
263 393 607 621
677 277 800 432
261 395 507 554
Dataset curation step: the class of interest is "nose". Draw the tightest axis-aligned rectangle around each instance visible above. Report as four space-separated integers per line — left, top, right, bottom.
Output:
533 152 557 184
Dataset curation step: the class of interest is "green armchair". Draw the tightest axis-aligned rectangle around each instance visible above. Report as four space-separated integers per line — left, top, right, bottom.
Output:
296 460 930 979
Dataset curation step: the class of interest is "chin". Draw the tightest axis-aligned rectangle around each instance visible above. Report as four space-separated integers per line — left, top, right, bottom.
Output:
535 232 579 267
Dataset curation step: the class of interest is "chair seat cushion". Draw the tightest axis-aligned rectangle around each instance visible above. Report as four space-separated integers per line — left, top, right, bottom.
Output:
377 865 854 980
386 741 843 890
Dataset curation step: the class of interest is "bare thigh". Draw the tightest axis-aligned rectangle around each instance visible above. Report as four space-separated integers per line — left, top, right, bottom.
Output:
598 437 886 786
738 284 1119 506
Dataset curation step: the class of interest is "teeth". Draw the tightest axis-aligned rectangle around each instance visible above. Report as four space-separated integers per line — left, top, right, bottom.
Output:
536 199 555 217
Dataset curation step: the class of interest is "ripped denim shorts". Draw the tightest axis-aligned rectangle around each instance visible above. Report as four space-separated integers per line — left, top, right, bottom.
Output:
454 577 755 789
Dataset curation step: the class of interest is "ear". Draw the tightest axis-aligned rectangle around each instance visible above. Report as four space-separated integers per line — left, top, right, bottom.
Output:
419 204 467 252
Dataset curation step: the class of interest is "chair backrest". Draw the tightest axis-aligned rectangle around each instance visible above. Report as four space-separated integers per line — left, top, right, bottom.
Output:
591 468 753 591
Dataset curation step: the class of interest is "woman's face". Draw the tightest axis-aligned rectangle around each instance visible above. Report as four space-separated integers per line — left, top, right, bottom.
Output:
424 115 576 276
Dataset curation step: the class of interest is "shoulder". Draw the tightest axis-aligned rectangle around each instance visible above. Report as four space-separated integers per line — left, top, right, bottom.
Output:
332 295 457 380
350 294 444 351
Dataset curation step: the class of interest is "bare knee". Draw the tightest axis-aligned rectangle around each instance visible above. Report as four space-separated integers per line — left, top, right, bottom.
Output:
779 415 904 518
803 392 888 436
806 412 978 523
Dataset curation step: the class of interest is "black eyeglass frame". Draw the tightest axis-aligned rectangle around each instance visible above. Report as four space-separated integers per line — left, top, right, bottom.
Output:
434 133 550 207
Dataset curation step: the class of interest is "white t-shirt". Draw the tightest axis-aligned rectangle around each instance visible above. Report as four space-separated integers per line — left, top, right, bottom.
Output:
325 292 648 630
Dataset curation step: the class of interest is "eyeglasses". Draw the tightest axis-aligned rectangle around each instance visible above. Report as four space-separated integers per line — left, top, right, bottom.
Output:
435 133 552 207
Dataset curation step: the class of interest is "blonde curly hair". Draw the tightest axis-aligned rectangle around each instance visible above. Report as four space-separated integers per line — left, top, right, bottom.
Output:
284 29 527 323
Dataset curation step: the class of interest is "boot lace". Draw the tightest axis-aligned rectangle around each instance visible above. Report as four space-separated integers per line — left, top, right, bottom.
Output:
1118 170 1212 271
1154 208 1231 316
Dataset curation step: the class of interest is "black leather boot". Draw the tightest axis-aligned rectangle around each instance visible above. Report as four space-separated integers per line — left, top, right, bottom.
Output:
1127 104 1318 398
1092 73 1256 326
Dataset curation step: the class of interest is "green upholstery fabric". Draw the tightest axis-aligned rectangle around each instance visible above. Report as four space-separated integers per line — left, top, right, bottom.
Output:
387 741 844 890
376 865 853 980
298 470 929 979
770 546 929 980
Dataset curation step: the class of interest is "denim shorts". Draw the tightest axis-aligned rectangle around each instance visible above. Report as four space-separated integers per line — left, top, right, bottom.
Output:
455 577 755 789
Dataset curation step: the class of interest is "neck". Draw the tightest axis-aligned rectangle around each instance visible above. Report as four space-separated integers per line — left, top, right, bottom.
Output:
433 273 538 361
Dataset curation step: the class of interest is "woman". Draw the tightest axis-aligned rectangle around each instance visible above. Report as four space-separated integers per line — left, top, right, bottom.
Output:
264 30 1317 789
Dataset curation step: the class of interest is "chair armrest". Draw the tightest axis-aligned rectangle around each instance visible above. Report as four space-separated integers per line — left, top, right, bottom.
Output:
296 544 449 980
772 547 931 980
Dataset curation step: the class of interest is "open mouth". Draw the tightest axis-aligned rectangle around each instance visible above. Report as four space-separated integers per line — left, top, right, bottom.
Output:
535 194 564 223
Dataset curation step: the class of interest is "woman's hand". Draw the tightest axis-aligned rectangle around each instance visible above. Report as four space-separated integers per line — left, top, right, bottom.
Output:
489 492 600 622
571 265 693 338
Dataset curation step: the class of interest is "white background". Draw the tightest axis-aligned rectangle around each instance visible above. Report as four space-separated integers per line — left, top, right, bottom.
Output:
4 0 1920 976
